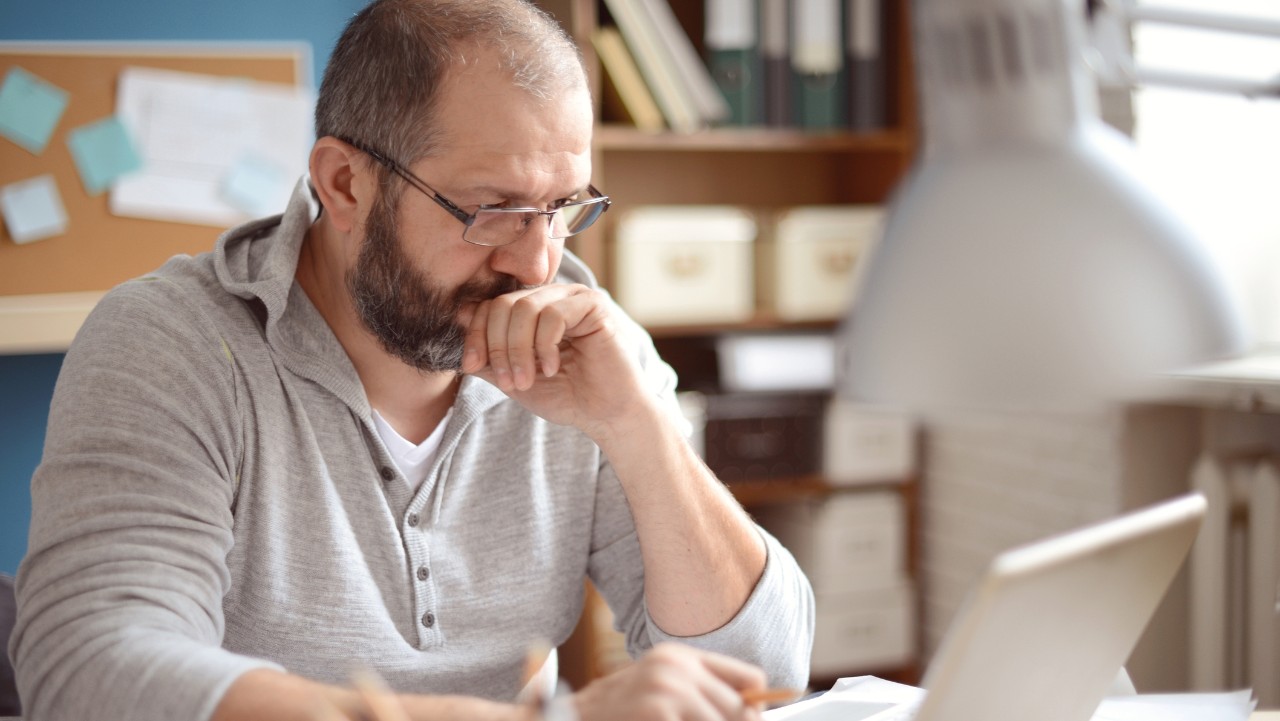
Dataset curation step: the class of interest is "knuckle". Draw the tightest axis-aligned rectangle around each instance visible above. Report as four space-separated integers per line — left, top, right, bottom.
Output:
512 295 540 314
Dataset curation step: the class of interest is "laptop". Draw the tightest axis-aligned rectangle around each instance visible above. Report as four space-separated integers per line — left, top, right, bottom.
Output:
772 492 1207 721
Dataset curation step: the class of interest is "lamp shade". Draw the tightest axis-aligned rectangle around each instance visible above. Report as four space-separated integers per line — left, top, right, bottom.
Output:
838 0 1245 409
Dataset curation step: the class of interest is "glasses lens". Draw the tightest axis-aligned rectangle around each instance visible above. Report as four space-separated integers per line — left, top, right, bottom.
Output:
552 200 606 239
465 209 539 247
464 198 609 246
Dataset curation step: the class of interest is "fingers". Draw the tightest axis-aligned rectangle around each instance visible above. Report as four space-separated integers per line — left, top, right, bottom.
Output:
462 284 603 391
608 644 767 721
695 649 769 696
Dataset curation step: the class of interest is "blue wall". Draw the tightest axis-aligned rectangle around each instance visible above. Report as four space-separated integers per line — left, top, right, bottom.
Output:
0 0 369 575
0 355 61 575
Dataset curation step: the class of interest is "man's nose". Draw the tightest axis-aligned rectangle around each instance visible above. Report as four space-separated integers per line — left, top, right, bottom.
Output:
489 217 557 286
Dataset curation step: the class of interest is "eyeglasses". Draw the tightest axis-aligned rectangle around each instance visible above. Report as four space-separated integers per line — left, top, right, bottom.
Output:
342 138 611 247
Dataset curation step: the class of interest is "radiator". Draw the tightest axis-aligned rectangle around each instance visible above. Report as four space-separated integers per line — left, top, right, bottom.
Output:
1189 454 1280 705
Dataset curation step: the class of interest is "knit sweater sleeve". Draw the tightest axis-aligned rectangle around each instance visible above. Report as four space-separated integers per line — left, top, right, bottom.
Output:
584 313 816 690
11 276 282 721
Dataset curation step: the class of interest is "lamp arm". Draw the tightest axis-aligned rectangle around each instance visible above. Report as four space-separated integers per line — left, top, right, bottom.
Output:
1089 0 1280 98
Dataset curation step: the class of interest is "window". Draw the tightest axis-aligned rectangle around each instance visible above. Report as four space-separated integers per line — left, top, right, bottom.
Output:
1130 0 1280 347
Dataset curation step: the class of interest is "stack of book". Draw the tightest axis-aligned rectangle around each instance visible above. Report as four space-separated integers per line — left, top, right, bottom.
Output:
593 0 894 132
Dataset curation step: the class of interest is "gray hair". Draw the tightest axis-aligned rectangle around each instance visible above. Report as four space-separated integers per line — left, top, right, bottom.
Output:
315 0 586 168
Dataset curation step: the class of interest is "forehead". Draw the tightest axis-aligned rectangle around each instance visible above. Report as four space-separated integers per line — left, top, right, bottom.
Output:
425 52 593 187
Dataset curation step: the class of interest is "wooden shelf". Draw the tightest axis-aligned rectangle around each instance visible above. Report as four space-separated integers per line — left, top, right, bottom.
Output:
644 316 838 339
0 291 104 355
727 475 910 507
595 125 915 153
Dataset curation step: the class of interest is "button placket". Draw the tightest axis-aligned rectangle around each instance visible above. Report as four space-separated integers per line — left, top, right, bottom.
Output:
403 501 440 648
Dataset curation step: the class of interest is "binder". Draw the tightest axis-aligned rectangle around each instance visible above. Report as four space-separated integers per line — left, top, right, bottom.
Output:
791 0 845 129
846 0 887 130
705 0 764 126
761 0 792 127
592 26 666 132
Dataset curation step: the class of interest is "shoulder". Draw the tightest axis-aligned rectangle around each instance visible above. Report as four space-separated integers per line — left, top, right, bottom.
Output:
70 256 246 381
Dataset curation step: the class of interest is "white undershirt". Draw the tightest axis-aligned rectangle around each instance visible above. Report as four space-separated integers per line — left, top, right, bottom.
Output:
371 408 453 494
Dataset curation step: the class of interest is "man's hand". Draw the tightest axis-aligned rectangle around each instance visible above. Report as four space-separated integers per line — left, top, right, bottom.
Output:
572 644 770 721
459 284 653 442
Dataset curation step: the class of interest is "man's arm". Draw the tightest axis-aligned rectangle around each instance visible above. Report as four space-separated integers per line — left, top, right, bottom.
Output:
459 282 814 669
215 644 770 721
211 669 525 721
12 282 281 721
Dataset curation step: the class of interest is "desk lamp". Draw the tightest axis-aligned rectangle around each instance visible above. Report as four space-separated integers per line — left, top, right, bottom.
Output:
838 0 1251 409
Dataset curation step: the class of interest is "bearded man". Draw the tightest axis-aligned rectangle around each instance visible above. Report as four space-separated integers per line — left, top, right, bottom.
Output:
10 2 814 720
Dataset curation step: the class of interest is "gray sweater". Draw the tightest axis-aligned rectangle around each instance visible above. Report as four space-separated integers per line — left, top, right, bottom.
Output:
11 180 815 721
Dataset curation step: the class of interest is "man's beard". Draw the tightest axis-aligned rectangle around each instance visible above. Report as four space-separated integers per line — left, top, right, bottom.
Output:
348 190 522 372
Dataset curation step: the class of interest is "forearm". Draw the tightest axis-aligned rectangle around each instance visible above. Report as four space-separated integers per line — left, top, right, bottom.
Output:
592 401 767 637
213 669 530 721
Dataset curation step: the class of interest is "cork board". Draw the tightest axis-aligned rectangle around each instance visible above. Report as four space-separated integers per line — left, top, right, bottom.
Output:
0 43 307 296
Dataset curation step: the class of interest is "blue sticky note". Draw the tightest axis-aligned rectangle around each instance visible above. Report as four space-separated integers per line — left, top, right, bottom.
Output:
221 156 289 218
0 66 70 154
1 174 68 244
66 116 142 195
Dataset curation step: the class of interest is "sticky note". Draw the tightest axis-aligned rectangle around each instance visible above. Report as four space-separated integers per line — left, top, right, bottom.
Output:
66 116 142 195
1 174 68 244
220 156 289 218
0 66 70 154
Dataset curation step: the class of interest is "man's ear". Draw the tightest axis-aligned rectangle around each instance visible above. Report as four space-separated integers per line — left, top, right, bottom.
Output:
309 136 368 233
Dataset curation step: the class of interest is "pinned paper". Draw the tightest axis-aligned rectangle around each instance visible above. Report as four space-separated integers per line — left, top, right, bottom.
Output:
0 66 70 154
220 156 290 218
66 116 142 195
0 174 69 244
111 66 312 226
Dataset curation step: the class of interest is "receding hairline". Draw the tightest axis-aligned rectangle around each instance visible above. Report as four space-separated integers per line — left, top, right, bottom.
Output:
315 0 589 166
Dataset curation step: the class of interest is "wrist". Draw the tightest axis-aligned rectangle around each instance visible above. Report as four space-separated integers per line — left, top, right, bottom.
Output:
585 393 668 450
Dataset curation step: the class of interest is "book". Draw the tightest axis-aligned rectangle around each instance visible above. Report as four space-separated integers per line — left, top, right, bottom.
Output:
761 0 793 127
791 0 846 129
705 0 764 126
602 0 702 132
634 0 731 126
592 26 666 132
846 0 887 130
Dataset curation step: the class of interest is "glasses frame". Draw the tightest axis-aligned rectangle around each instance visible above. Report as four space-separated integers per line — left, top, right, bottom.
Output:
340 137 611 247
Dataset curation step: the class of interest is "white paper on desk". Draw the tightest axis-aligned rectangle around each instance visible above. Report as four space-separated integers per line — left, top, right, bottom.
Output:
765 676 925 721
111 66 313 227
1091 690 1256 721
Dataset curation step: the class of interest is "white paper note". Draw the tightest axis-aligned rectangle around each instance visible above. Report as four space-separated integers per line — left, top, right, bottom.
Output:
111 66 313 227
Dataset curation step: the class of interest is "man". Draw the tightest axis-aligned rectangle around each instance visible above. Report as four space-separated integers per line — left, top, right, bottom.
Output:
10 1 814 720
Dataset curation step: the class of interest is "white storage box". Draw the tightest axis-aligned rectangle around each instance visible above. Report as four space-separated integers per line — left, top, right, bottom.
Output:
810 582 915 676
823 399 917 484
760 205 883 321
757 490 906 595
613 206 755 325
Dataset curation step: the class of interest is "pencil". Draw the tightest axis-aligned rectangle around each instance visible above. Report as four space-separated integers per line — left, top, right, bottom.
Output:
351 668 412 721
740 687 802 705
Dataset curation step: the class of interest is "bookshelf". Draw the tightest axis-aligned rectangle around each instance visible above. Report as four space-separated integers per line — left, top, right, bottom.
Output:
536 0 924 692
